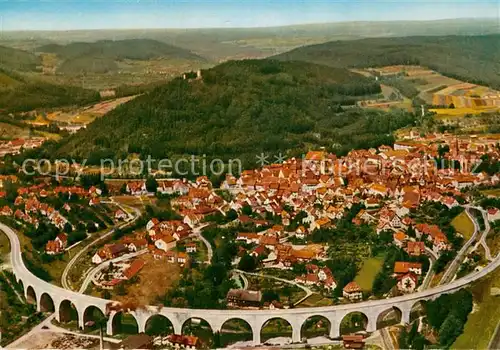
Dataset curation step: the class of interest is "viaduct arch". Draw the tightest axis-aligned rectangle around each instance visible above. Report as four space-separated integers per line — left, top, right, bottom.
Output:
3 222 499 346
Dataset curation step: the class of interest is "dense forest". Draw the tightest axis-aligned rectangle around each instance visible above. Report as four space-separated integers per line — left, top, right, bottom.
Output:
0 45 41 72
37 39 207 74
48 59 416 172
0 74 101 112
274 35 500 90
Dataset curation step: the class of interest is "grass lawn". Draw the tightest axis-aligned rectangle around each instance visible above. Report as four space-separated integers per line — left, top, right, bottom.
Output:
451 211 475 240
0 231 11 257
486 232 500 257
452 267 500 349
354 255 385 292
482 188 500 197
296 293 333 308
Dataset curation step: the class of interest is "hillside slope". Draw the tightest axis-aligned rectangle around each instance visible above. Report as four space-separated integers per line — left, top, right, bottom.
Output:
274 35 500 89
0 45 41 72
53 59 415 169
37 39 208 74
0 69 100 112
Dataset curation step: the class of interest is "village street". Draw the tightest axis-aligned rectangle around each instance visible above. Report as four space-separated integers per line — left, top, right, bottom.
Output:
61 201 141 291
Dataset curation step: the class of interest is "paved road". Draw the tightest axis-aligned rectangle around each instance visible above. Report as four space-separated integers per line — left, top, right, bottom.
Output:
192 223 212 263
3 214 500 348
439 208 481 285
78 249 147 293
61 201 141 290
488 320 500 350
234 269 313 306
419 247 437 291
380 327 395 350
6 313 121 348
468 206 493 261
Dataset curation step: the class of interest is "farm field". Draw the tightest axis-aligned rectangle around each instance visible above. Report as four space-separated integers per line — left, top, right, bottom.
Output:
357 65 500 121
45 95 138 125
430 106 499 120
354 255 385 292
451 211 475 240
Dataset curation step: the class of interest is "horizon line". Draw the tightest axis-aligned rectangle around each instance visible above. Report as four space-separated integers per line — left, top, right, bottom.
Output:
2 16 498 33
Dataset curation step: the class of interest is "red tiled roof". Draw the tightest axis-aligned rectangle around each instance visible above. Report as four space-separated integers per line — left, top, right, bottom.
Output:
123 259 145 279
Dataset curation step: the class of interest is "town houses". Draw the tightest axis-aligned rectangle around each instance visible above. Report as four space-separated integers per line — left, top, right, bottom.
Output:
0 138 46 157
1 131 499 307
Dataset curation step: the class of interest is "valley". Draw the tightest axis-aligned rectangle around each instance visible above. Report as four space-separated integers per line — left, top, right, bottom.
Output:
0 7 499 350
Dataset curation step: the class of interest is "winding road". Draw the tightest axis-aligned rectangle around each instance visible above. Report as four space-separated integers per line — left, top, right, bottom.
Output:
234 269 317 306
78 249 147 293
469 205 493 261
439 207 481 285
61 201 141 291
2 207 499 346
191 223 212 263
419 247 437 291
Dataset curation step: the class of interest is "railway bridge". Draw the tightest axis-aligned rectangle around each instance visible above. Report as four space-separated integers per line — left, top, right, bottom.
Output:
3 222 498 345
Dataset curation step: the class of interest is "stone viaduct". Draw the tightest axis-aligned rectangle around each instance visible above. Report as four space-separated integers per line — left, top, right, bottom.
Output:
3 222 499 345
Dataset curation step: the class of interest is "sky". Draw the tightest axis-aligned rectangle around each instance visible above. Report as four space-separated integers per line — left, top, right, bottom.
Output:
0 0 498 31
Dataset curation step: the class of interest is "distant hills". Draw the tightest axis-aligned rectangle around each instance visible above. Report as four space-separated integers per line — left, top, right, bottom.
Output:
274 35 500 90
2 18 498 62
51 59 415 170
0 68 100 112
0 45 41 72
37 39 208 74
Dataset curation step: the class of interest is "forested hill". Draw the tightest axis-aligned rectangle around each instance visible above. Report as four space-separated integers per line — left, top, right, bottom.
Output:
37 39 208 74
52 59 415 170
274 35 500 89
0 68 100 112
0 45 41 72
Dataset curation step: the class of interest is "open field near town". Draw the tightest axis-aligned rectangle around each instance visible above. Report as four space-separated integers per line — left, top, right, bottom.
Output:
296 293 333 308
452 267 500 349
0 122 32 140
431 106 500 120
112 254 182 307
247 275 306 305
451 211 475 240
354 255 385 292
0 231 11 257
482 189 500 197
42 95 138 126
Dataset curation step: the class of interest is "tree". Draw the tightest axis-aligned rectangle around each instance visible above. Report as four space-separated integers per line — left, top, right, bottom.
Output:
262 290 280 303
439 314 463 347
146 176 158 193
213 331 221 348
282 285 293 306
238 253 258 272
226 209 238 221
241 205 253 216
115 283 126 296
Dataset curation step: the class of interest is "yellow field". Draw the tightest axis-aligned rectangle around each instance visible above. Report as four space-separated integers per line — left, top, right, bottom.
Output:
354 256 385 291
451 211 475 240
430 106 499 118
481 189 500 197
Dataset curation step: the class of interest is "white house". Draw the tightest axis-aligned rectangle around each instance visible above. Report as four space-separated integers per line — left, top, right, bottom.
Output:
154 234 176 252
397 273 418 293
487 208 500 222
